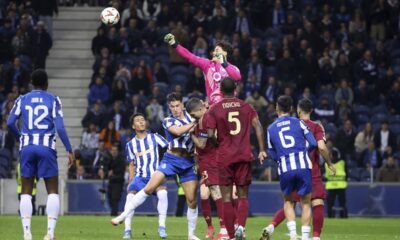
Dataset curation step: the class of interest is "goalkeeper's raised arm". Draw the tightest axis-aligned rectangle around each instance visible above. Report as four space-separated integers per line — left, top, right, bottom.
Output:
164 33 241 105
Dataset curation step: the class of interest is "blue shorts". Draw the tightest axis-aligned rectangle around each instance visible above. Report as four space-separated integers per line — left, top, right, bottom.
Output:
20 145 58 178
157 153 198 183
280 169 312 196
127 176 166 195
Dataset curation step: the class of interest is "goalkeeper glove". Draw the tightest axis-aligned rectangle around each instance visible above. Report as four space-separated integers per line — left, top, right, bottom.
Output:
164 33 176 46
216 53 228 67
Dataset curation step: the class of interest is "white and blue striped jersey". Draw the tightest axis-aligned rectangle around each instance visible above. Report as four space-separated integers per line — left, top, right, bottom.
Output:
7 90 72 152
126 133 168 178
267 115 317 175
162 110 195 153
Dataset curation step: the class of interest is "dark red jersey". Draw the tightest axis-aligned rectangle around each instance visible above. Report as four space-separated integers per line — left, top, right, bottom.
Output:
194 112 217 169
207 98 258 164
304 119 326 179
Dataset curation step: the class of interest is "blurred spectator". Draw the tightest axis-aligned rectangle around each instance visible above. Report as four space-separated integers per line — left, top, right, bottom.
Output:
270 0 286 29
334 53 352 84
245 90 268 113
335 79 353 105
106 101 128 131
362 141 382 168
0 119 15 154
75 165 89 180
80 123 99 164
335 119 356 161
355 122 374 156
354 50 378 85
276 49 297 84
192 37 208 58
263 76 279 103
91 27 109 55
377 156 400 182
99 120 121 150
142 0 161 21
4 57 29 95
31 21 52 69
88 77 109 105
81 102 106 129
387 81 400 114
369 0 388 41
11 27 30 57
93 141 110 177
374 120 397 154
247 53 262 85
245 74 261 97
145 97 164 131
148 85 164 105
354 79 374 105
33 0 58 37
127 94 145 117
153 60 168 84
110 79 127 104
210 7 228 34
298 48 319 92
129 66 152 95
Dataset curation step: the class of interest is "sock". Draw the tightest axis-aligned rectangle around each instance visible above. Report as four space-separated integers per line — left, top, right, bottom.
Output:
157 190 168 228
312 205 324 238
200 199 212 227
20 194 32 235
124 193 135 231
187 207 198 236
237 198 249 227
123 190 149 218
233 198 239 227
271 208 285 227
287 220 297 238
302 225 311 240
223 201 236 238
215 198 226 229
46 194 60 237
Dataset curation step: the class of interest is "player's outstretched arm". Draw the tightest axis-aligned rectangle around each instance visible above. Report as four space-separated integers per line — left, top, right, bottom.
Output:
168 122 196 137
164 33 209 70
252 116 266 163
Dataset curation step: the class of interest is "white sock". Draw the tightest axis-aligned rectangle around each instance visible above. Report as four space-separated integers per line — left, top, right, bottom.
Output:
267 224 275 233
124 193 135 231
46 194 60 237
123 190 149 218
157 189 168 228
20 194 32 235
187 207 198 236
313 237 321 240
302 226 311 240
287 221 297 238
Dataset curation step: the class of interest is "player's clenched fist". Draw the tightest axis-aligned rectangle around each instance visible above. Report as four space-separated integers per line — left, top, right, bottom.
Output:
164 33 176 46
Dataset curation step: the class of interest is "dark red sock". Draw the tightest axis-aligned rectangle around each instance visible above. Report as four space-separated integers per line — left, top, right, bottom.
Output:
237 198 249 227
233 198 239 225
313 205 324 237
215 198 226 228
200 199 212 227
271 208 286 227
223 201 236 238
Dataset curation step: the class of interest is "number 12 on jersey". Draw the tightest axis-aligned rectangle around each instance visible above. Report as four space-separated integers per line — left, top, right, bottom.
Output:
25 105 49 129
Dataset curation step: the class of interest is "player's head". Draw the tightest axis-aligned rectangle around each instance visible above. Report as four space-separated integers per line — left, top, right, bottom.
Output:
221 77 236 97
186 97 206 120
213 41 233 59
276 95 293 116
297 98 313 118
130 113 146 132
31 69 48 90
167 92 184 118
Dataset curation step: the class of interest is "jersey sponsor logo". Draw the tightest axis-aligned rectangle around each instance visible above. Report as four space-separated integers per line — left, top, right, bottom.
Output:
135 146 155 157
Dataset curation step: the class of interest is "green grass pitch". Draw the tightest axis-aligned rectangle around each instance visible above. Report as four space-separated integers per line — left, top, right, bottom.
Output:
0 215 399 239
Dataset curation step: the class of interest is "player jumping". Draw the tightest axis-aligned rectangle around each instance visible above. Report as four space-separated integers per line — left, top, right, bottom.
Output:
186 98 229 240
260 98 336 240
7 69 74 240
111 92 200 240
266 96 318 240
206 77 267 240
164 33 241 105
122 113 169 239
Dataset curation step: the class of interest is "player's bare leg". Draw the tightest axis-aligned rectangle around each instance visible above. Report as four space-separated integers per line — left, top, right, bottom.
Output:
200 184 214 239
43 176 59 240
209 185 228 239
235 185 249 240
283 195 298 240
300 194 312 240
21 177 34 240
111 171 166 225
156 186 168 239
181 179 200 240
311 199 324 240
219 185 236 239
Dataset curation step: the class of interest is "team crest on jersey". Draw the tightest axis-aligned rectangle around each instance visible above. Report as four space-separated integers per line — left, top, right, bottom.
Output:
161 163 167 169
212 72 222 82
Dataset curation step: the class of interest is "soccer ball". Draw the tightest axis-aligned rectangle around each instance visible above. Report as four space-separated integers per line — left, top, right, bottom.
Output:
100 7 120 25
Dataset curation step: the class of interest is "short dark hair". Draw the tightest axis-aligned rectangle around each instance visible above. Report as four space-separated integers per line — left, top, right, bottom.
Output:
130 112 145 125
31 69 48 89
221 77 236 95
167 92 183 103
298 98 313 114
277 95 293 113
185 97 202 113
216 41 233 58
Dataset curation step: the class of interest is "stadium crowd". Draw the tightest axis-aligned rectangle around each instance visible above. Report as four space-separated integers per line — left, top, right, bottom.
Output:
0 0 56 178
75 0 400 183
0 0 399 183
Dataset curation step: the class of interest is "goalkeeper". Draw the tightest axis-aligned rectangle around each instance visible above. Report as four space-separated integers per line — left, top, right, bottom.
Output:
164 33 241 105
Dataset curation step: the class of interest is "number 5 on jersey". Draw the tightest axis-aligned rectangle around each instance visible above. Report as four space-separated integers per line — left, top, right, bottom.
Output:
228 111 241 135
